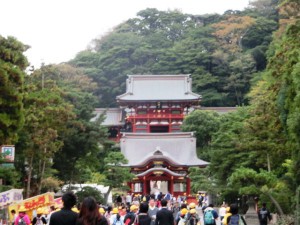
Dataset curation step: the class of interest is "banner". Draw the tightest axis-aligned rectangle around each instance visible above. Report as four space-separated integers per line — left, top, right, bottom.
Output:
0 189 23 208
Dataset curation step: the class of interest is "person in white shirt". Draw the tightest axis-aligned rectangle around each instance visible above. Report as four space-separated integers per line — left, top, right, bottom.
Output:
219 204 227 225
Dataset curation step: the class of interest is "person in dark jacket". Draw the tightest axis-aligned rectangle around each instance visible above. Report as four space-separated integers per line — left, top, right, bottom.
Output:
50 192 78 225
76 197 108 225
123 205 138 225
257 203 272 225
155 199 174 225
136 202 151 225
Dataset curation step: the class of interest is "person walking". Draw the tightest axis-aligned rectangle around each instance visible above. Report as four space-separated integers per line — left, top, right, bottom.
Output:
32 208 47 225
46 206 56 225
123 205 138 225
110 208 123 225
148 199 159 225
14 206 30 225
135 202 151 225
76 196 108 225
219 204 227 225
203 204 218 225
226 203 247 225
10 210 17 225
50 192 78 225
257 203 272 225
155 199 174 225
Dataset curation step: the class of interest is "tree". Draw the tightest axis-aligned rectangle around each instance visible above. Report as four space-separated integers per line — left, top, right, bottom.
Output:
224 53 256 105
181 110 220 160
228 167 284 214
0 36 28 145
102 152 134 204
212 15 255 53
76 186 104 203
18 73 75 197
209 108 251 183
189 167 219 196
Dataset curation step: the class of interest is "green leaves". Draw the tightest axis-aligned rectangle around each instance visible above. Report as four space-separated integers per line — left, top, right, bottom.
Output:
0 36 28 145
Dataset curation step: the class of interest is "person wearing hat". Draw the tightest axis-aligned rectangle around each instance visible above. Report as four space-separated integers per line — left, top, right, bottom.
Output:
99 208 106 215
175 203 187 224
14 206 30 225
32 208 47 225
186 209 200 225
123 205 137 225
110 207 122 225
184 202 200 224
178 208 188 225
222 207 231 225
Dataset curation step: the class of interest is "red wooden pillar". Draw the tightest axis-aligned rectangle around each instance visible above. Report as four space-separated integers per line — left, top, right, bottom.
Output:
127 182 132 193
143 176 147 195
186 177 191 196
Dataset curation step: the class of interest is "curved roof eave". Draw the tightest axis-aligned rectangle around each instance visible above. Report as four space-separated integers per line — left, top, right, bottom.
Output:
136 168 187 177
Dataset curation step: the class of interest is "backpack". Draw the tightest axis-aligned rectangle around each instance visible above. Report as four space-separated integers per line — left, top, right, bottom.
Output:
204 210 215 224
178 217 186 225
18 218 26 225
113 217 124 225
259 209 268 222
228 215 240 225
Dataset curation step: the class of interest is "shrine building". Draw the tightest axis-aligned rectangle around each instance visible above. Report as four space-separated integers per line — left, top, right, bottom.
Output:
93 74 209 196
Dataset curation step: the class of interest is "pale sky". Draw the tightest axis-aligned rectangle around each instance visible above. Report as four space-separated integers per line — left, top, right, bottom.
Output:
1 0 250 68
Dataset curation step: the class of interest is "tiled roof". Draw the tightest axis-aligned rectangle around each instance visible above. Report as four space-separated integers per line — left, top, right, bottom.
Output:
116 75 201 102
120 132 209 167
91 108 124 126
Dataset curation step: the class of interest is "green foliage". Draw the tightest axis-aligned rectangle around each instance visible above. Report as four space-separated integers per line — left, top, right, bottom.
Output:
0 36 28 145
102 151 134 203
102 152 133 189
189 167 219 195
76 186 104 203
70 6 279 107
209 108 251 181
0 166 20 191
182 110 220 148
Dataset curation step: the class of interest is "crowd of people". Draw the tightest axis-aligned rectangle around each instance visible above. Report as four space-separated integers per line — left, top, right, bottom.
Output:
11 191 272 225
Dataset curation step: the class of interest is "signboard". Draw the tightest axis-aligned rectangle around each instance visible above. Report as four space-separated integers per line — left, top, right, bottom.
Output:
21 192 54 210
54 197 63 209
1 145 15 162
8 192 54 221
0 189 23 208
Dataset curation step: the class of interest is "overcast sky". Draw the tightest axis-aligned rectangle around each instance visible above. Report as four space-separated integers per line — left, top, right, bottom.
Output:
1 0 250 68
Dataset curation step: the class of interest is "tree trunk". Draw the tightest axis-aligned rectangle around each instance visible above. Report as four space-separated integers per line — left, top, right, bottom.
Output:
26 155 34 198
37 148 47 194
264 191 283 215
104 186 112 204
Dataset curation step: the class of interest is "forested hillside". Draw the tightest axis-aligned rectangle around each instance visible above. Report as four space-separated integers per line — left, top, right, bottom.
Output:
70 0 279 107
183 0 300 218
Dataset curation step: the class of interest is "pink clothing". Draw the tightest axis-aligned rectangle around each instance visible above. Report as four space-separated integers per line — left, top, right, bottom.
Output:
14 214 31 225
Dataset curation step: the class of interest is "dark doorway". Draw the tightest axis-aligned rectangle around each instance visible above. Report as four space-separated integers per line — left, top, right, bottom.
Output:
150 126 169 133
